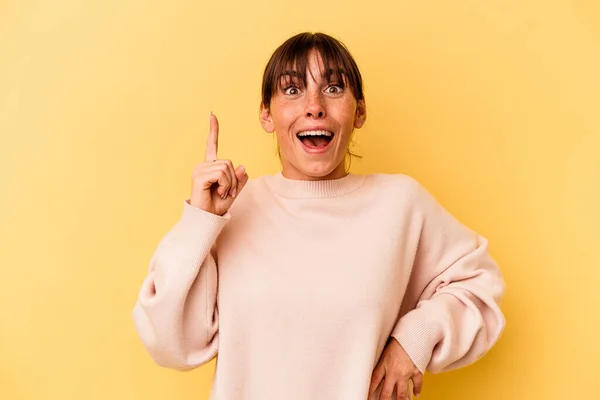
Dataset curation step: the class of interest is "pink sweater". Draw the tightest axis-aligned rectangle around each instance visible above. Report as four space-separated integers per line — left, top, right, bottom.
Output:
132 172 506 399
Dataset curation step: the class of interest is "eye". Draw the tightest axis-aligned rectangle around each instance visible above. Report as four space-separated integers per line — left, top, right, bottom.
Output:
283 86 301 95
325 84 343 94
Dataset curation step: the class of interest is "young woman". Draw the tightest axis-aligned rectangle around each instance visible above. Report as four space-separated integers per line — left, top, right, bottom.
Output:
133 32 506 400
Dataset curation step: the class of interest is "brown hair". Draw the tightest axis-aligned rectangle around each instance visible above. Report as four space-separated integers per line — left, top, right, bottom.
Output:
261 32 365 108
261 32 365 169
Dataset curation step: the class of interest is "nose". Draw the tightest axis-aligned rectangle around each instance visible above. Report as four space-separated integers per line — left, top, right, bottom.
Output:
304 91 326 119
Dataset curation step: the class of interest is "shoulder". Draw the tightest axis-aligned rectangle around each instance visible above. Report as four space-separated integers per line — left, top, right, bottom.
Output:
362 173 431 200
359 173 447 219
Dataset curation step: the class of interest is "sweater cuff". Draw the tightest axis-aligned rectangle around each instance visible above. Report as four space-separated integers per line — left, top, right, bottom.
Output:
158 200 231 264
390 305 448 374
180 199 231 225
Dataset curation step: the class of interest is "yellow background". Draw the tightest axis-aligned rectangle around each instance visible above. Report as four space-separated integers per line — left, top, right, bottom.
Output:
1 0 598 399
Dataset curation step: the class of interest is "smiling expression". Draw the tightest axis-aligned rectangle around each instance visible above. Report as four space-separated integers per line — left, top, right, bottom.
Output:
260 49 367 181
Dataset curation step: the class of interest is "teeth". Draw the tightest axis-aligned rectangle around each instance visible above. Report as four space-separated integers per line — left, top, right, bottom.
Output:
297 130 333 137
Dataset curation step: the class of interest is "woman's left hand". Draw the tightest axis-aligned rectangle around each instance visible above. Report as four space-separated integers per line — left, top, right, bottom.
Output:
369 338 423 399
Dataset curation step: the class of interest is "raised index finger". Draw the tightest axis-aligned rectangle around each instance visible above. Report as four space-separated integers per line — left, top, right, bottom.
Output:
205 112 219 162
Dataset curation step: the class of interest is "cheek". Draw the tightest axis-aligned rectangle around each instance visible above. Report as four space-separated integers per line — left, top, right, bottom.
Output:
272 108 295 132
276 131 293 146
334 103 358 130
332 96 357 117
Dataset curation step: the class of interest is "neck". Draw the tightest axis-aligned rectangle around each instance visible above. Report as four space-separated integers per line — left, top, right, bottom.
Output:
267 171 365 199
281 162 347 181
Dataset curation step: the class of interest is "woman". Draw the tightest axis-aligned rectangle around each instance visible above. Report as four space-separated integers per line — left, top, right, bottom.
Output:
132 32 506 400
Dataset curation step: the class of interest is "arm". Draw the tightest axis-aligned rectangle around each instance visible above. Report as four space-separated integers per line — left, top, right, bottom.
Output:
391 180 506 374
132 200 229 370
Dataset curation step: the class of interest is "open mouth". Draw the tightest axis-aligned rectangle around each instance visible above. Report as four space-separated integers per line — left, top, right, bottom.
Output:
296 130 334 150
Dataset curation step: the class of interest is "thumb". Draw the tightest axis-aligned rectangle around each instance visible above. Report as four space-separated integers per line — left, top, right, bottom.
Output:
235 165 249 193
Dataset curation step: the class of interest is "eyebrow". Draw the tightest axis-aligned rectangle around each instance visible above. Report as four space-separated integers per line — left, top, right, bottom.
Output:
277 70 301 82
278 68 347 83
322 68 346 79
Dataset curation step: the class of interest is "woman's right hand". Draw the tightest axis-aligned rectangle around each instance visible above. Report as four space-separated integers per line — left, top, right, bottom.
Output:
189 113 249 216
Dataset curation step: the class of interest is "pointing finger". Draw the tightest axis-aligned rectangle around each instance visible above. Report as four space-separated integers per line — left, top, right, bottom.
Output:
205 112 219 162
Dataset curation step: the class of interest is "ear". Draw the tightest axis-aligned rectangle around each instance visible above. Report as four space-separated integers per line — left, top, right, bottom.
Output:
353 99 367 129
260 103 275 133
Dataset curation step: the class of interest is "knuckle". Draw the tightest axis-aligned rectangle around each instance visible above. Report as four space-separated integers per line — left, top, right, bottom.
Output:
218 173 228 184
220 164 231 173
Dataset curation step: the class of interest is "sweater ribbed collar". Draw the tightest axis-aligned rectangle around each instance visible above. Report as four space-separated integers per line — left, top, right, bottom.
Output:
267 172 366 199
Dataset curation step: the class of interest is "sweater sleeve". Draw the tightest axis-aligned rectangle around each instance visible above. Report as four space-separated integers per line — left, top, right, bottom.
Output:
391 180 506 374
132 200 230 371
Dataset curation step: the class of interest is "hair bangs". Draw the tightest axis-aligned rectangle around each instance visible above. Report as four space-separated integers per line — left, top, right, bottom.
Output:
261 33 364 108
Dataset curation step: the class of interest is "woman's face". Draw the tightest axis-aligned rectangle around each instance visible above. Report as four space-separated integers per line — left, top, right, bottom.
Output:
260 49 366 181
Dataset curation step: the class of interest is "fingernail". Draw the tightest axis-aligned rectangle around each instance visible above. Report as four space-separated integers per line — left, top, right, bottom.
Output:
232 188 237 198
241 165 246 175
